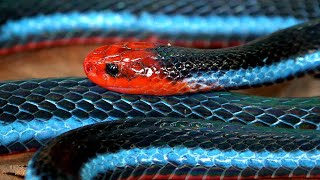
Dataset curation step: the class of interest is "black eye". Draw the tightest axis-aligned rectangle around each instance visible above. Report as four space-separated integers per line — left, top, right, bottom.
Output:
105 63 119 77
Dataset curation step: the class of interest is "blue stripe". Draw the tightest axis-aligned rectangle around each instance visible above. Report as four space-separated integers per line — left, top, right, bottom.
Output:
0 11 302 42
25 165 40 180
0 118 98 150
186 50 320 89
73 147 320 179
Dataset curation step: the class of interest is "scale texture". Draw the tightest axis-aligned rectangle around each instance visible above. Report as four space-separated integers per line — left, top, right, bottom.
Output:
0 78 319 155
2 0 320 54
83 20 320 95
0 0 319 179
28 118 320 179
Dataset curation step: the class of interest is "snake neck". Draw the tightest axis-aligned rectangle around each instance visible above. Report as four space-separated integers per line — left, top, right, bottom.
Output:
152 19 320 90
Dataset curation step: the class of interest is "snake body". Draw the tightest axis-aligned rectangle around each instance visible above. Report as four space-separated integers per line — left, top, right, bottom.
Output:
84 20 320 95
28 118 320 179
0 0 320 179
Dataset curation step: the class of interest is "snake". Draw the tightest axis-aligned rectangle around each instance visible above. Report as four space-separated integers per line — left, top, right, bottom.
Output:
0 0 320 179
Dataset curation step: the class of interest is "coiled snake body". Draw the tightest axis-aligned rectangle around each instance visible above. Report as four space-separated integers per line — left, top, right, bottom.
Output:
0 0 320 179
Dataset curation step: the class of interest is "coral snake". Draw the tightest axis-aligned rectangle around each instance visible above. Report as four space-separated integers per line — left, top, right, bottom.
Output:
0 0 320 179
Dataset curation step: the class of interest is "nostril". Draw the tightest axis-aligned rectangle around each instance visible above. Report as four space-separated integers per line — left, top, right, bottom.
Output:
84 62 96 75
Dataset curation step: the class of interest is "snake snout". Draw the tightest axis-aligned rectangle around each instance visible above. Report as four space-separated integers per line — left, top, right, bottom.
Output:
83 61 97 77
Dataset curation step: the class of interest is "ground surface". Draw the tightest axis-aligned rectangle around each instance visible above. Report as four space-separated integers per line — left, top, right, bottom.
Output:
0 45 319 179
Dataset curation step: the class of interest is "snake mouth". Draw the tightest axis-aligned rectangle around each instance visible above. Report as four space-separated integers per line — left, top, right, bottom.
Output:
104 86 142 94
106 86 132 91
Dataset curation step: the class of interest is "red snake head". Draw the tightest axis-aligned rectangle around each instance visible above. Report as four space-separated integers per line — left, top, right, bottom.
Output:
84 42 191 95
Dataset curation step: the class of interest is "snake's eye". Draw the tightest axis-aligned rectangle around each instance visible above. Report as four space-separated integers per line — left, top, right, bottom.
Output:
105 63 119 77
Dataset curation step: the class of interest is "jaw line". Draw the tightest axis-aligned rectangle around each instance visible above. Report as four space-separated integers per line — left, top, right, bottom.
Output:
104 86 141 94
